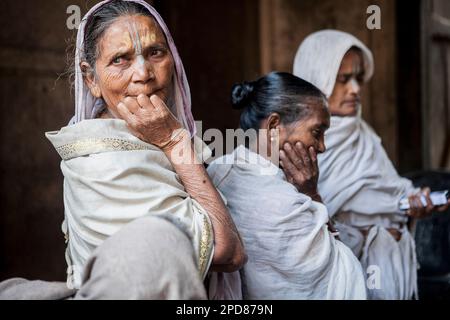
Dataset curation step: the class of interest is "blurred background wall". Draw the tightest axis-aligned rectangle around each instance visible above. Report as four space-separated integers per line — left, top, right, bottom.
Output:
1 0 449 284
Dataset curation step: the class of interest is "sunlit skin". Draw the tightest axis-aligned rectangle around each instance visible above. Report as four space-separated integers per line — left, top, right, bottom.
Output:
328 49 365 117
259 100 330 201
81 15 174 118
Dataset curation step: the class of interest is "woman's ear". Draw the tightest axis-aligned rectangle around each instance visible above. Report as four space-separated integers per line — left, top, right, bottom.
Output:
80 62 102 98
259 113 282 158
265 113 292 149
265 113 281 131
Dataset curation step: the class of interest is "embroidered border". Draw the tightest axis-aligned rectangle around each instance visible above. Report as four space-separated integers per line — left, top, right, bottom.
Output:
55 138 152 160
199 214 213 278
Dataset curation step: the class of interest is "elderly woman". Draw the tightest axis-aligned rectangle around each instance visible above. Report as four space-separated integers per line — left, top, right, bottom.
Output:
207 72 367 299
0 0 245 300
293 30 450 300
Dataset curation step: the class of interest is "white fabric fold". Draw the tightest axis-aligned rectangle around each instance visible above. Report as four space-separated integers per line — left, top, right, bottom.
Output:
207 146 367 300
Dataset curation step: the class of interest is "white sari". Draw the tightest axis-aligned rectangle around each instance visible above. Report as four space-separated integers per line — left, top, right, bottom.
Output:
207 146 367 300
294 30 419 299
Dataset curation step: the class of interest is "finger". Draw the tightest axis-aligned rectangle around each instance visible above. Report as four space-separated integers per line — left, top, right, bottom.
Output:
408 195 419 217
149 94 167 112
309 146 317 163
413 194 426 218
422 187 431 194
123 96 141 114
280 149 300 180
283 143 303 169
309 146 318 173
416 193 425 209
422 189 434 214
295 142 311 168
149 94 179 121
137 93 156 112
117 102 136 123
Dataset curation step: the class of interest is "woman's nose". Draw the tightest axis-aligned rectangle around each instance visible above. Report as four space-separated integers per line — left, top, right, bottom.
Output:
347 78 360 95
317 140 326 154
132 56 154 82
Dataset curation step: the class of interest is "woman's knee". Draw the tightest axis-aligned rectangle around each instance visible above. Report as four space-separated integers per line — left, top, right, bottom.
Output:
75 216 206 299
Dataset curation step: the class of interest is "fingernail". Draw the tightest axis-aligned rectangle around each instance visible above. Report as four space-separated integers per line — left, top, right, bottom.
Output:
284 143 291 150
296 142 301 148
279 150 285 158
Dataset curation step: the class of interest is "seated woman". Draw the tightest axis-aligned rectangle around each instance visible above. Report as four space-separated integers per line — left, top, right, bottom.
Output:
207 72 367 299
0 0 245 300
293 30 450 299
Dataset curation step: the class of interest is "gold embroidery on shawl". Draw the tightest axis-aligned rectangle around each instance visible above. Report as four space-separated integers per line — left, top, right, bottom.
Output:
55 138 152 160
199 214 213 277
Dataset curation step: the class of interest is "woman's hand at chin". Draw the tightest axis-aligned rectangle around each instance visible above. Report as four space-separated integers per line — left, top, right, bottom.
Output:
279 141 322 202
116 93 186 151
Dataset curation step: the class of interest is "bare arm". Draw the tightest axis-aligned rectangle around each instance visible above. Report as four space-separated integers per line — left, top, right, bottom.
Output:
117 94 246 272
163 133 246 271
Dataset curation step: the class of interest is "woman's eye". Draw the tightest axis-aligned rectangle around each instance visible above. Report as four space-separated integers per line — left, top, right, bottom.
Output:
337 75 349 84
150 49 165 58
112 57 124 65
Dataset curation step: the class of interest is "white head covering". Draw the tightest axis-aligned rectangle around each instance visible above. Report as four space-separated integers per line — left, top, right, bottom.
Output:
71 0 196 136
293 29 374 98
293 30 416 218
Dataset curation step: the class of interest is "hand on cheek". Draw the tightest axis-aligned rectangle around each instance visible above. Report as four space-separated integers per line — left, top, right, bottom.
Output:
279 141 321 201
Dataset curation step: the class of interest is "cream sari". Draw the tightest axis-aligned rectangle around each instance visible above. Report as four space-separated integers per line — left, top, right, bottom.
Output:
46 119 214 289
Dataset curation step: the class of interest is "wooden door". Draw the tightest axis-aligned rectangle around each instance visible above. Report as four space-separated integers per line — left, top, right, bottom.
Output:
421 0 450 169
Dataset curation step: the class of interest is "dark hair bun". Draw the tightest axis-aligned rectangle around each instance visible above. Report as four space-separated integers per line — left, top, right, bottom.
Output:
231 81 254 110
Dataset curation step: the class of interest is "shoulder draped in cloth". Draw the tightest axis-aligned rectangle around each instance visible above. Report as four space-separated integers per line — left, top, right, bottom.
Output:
46 119 213 289
207 146 367 300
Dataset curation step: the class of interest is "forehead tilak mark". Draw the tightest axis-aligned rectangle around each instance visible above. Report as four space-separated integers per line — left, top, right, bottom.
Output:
127 20 143 55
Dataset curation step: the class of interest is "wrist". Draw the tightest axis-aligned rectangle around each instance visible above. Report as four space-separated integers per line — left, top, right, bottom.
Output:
161 128 191 154
162 129 203 166
302 188 321 202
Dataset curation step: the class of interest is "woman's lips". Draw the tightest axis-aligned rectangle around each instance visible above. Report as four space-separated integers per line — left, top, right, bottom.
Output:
127 89 161 98
342 100 360 107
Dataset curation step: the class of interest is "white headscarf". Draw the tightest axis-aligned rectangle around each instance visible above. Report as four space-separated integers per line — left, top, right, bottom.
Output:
293 30 417 218
293 30 374 98
71 0 196 137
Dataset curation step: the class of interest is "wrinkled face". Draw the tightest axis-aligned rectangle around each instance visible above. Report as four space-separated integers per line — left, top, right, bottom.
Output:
279 102 330 154
83 15 174 117
328 49 365 117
